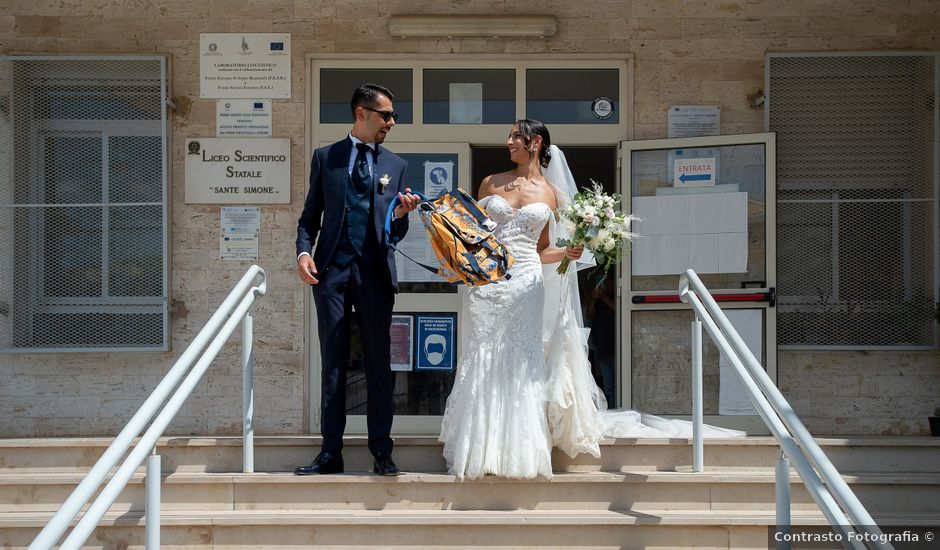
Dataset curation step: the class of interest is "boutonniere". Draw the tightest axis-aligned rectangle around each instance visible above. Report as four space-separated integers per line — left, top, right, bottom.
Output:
379 174 390 194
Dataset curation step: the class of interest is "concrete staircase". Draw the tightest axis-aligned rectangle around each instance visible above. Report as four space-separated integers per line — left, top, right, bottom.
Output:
1 436 938 549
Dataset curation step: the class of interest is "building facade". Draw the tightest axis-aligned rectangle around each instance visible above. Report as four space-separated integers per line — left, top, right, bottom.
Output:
0 0 938 438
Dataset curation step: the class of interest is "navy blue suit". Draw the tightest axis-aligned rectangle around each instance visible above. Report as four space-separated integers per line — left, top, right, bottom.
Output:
296 137 409 457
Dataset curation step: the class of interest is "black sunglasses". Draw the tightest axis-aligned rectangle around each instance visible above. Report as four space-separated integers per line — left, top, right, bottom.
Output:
364 106 399 123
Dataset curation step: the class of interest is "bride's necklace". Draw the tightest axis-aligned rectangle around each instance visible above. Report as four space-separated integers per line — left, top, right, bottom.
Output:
506 172 542 191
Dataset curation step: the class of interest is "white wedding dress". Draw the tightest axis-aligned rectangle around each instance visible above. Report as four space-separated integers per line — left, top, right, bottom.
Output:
439 194 555 480
439 149 745 481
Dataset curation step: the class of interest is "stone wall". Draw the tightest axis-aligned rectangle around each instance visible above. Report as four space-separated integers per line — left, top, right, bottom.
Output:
0 0 938 436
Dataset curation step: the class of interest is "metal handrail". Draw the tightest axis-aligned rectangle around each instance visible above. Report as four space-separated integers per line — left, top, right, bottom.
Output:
679 269 889 550
28 265 267 550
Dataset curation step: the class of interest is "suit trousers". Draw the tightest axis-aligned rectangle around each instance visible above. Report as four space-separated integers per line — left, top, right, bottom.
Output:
312 255 395 457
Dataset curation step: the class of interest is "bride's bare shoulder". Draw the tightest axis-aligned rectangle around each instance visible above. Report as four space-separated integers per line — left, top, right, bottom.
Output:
478 171 515 198
533 179 558 210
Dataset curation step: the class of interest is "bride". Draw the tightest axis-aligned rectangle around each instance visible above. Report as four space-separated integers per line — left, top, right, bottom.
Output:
438 119 743 481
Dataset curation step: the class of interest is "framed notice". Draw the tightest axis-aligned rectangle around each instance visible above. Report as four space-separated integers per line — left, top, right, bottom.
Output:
217 99 272 137
200 33 291 98
185 138 290 204
220 206 261 260
415 315 456 372
390 315 414 372
668 105 720 138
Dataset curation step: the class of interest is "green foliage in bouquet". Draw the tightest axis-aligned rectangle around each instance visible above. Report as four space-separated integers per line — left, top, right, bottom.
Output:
554 181 637 287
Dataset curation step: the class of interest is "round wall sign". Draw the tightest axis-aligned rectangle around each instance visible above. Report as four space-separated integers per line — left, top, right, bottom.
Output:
591 97 614 120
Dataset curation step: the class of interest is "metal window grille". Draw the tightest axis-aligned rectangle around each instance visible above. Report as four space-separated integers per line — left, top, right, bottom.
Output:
768 52 939 348
0 57 169 351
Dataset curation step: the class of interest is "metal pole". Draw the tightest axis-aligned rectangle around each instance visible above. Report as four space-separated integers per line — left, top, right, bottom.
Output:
776 451 791 550
243 313 255 474
146 449 161 550
692 317 704 473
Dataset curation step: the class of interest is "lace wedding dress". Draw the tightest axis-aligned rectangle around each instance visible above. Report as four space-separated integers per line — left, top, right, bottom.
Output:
439 194 555 480
439 159 745 481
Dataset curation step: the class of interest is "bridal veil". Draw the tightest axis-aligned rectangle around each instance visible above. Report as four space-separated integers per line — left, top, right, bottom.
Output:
542 145 608 458
540 145 746 453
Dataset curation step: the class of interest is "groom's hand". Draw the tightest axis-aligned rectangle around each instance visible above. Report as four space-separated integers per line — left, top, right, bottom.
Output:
394 187 421 219
297 255 319 285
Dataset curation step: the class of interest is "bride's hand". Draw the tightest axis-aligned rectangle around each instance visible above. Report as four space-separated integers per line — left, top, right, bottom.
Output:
565 245 584 260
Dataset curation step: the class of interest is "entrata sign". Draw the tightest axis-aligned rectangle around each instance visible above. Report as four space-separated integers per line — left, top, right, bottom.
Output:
673 157 716 188
185 138 290 204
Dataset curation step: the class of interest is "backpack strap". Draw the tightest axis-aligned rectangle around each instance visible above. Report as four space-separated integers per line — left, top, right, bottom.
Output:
383 191 442 276
450 188 495 229
384 190 427 245
461 250 491 283
395 248 442 277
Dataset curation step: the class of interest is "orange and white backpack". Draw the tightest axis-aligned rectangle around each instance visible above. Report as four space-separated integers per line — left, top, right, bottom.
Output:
385 188 513 287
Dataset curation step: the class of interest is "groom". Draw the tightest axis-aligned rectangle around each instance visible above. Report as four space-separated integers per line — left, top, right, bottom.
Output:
294 83 420 476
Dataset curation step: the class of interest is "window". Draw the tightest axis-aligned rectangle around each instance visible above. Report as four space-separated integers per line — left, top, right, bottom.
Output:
0 57 169 351
769 53 938 348
526 69 619 124
319 68 413 124
422 69 515 124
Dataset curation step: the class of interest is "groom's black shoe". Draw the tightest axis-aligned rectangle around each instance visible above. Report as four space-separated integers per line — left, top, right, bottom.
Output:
373 452 400 476
294 451 344 475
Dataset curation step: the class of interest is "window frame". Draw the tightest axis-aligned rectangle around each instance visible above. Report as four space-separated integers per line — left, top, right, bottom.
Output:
767 51 940 350
305 54 633 434
0 55 171 353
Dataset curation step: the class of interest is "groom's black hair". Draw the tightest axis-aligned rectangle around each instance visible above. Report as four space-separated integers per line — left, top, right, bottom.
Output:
351 83 395 119
515 118 552 168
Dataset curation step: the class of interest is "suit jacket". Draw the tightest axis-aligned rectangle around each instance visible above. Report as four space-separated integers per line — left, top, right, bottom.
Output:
296 137 410 291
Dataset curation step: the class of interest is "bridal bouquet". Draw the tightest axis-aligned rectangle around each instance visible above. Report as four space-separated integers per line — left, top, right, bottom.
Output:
555 181 637 285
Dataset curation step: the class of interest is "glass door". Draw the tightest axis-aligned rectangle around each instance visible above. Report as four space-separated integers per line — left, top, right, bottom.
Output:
307 55 633 435
622 133 777 433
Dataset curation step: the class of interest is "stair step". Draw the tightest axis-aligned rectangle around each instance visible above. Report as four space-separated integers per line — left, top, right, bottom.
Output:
3 510 938 550
2 470 938 514
0 508 856 528
3 437 939 549
2 436 939 474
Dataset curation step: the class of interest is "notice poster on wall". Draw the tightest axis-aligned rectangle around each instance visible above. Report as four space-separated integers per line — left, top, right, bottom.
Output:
631 192 748 275
718 309 761 415
668 105 720 138
220 206 260 260
415 315 455 372
449 82 483 124
424 161 454 199
217 99 272 137
200 33 291 99
390 315 414 372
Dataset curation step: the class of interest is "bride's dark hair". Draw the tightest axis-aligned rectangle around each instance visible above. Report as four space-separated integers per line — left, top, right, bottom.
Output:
515 118 552 168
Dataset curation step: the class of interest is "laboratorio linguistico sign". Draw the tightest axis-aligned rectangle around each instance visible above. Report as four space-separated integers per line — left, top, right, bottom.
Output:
185 138 290 204
200 33 290 99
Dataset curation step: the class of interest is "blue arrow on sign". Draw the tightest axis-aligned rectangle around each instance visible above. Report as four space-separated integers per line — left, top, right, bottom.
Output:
679 173 711 183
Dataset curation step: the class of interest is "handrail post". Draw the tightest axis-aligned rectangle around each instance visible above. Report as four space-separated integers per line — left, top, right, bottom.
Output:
29 265 266 550
775 451 791 550
243 312 255 474
691 317 704 473
145 447 160 550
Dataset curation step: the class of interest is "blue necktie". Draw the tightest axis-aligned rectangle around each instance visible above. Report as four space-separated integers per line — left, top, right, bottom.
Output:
353 143 372 193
